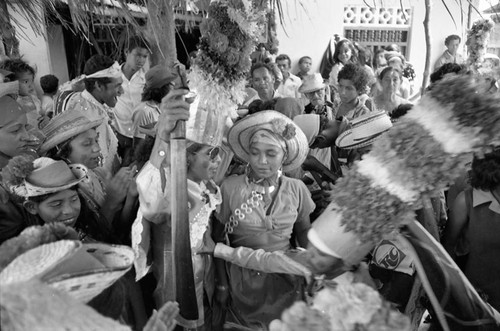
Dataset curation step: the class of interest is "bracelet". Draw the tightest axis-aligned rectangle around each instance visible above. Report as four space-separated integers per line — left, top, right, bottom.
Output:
216 285 228 291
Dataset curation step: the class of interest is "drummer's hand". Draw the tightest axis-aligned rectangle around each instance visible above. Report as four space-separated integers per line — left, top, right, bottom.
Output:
157 89 190 142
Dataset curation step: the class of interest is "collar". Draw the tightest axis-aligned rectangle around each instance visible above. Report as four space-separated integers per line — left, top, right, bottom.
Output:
81 90 107 111
120 63 146 81
473 189 500 214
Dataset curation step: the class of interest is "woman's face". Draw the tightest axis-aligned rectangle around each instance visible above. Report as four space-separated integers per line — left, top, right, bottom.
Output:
187 146 221 183
376 53 387 67
0 115 32 158
249 142 285 179
28 189 81 227
68 128 101 169
338 44 352 64
381 71 401 94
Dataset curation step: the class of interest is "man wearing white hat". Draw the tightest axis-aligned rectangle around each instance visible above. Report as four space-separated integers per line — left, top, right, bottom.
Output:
299 73 334 120
59 55 123 174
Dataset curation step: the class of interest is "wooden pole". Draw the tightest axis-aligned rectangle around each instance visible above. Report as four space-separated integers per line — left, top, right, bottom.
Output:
421 0 432 95
170 119 199 323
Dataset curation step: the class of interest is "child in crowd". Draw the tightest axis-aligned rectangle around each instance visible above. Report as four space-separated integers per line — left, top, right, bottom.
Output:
328 39 358 89
39 74 59 118
296 56 313 80
0 58 41 128
335 63 371 120
372 49 388 74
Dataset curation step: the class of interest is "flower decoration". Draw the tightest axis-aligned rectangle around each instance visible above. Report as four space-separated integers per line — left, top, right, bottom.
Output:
188 0 268 128
270 119 296 140
402 63 416 82
270 282 410 331
1 155 35 186
315 74 500 256
466 18 495 72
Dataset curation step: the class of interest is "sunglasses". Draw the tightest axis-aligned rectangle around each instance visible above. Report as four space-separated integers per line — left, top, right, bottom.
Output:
191 146 220 160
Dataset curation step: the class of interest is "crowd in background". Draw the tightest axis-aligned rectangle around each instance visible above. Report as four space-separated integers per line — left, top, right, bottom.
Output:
1 31 499 331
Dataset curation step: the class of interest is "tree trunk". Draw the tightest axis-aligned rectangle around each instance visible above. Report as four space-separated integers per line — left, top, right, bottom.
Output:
421 0 432 95
147 0 177 66
0 0 20 57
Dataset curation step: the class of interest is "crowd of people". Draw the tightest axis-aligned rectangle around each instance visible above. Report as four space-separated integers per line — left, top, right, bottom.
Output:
0 31 498 331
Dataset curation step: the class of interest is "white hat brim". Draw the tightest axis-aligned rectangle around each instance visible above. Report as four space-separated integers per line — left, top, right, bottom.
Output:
228 111 309 171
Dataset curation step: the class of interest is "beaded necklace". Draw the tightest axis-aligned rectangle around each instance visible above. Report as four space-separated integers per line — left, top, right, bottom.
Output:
224 170 281 234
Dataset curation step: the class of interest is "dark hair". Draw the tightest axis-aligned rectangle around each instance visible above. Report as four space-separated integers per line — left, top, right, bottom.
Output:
445 34 461 46
124 36 150 53
298 56 312 65
45 139 74 161
372 49 387 68
250 62 275 79
276 54 292 66
40 74 59 94
385 44 401 53
141 84 172 103
247 98 279 115
333 39 358 64
337 63 369 92
83 54 115 92
470 149 500 191
430 63 464 83
354 43 372 67
389 103 413 122
378 66 402 81
28 186 78 203
0 58 36 79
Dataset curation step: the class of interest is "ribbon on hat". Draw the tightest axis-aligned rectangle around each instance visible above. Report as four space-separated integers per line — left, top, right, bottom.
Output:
85 62 122 80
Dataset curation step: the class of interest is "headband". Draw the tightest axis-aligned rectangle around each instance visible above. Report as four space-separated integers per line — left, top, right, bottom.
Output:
250 129 287 153
85 62 122 80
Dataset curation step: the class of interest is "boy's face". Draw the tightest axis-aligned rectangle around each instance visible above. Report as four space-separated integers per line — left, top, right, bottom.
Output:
338 79 358 104
277 59 290 76
18 71 35 96
125 47 149 72
299 59 312 73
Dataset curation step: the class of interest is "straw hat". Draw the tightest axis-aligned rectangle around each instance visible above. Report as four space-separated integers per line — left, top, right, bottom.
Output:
293 114 320 146
335 111 392 150
145 64 178 89
10 157 87 198
40 110 103 154
227 110 309 171
298 73 326 94
0 239 135 303
0 240 80 285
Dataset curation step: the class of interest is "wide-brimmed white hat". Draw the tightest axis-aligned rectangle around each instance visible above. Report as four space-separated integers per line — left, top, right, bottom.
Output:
335 111 392 149
298 73 326 94
228 110 309 171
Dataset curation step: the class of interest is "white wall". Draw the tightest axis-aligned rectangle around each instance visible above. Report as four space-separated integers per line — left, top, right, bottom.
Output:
276 0 476 90
7 5 70 97
46 25 70 85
